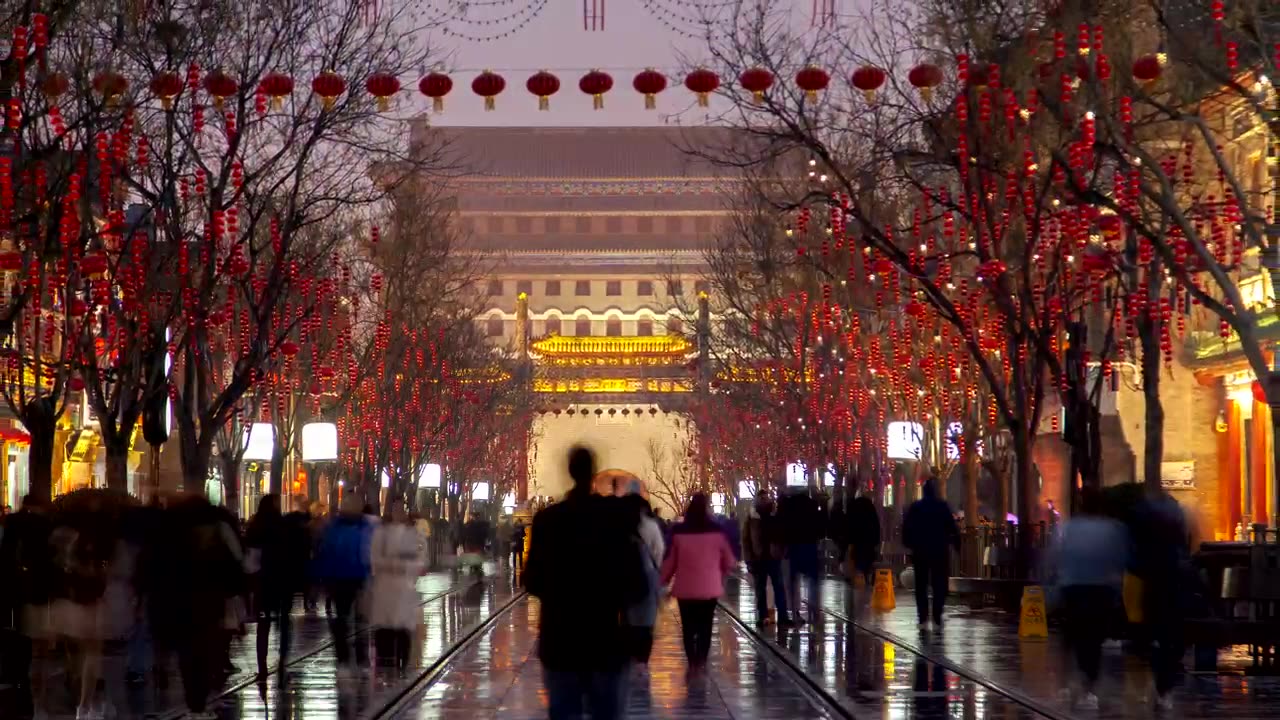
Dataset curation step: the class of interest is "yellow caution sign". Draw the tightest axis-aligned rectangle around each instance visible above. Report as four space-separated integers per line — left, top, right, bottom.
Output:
871 568 896 612
1018 585 1049 639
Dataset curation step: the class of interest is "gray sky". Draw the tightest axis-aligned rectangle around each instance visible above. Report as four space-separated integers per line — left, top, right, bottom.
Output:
417 0 808 126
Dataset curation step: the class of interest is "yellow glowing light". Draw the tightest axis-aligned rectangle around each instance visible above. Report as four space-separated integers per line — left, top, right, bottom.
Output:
533 377 693 394
530 335 693 357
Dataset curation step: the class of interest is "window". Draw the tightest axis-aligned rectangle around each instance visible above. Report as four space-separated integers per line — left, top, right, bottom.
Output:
516 280 533 296
667 316 684 335
486 316 504 337
665 217 682 233
575 316 592 336
606 317 622 336
606 217 623 233
637 217 654 233
516 217 532 233
694 216 712 233
545 280 561 296
695 280 710 295
546 217 561 232
606 280 622 297
637 318 654 336
575 217 591 233
637 281 653 296
575 280 591 297
667 280 683 296
545 316 561 336
487 279 503 296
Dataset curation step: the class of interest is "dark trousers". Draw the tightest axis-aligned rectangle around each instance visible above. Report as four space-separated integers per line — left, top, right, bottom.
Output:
256 592 293 674
912 556 949 624
624 625 654 664
327 580 368 667
176 620 221 713
1063 585 1116 687
747 559 788 621
677 599 717 665
1146 589 1184 695
544 667 629 720
374 628 411 670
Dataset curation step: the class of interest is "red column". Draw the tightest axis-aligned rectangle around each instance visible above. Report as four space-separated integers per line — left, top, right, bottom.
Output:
1220 401 1243 538
1253 402 1271 525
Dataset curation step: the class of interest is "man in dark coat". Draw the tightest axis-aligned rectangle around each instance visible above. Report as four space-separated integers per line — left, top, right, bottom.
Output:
902 479 960 629
0 495 53 716
525 447 646 720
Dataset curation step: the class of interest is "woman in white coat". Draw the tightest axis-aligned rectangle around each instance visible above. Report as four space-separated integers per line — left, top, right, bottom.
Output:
368 504 426 672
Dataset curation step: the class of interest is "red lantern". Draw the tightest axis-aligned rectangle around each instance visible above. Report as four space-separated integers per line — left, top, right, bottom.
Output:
0 250 21 272
850 66 886 103
69 377 85 393
526 70 560 111
67 298 88 317
907 63 943 100
419 72 453 112
968 63 993 89
203 70 238 109
280 340 300 357
472 70 505 111
1098 214 1123 241
149 71 183 109
365 72 400 111
579 69 613 110
81 251 107 279
1253 380 1267 404
312 71 346 110
92 69 128 104
1132 54 1162 88
632 68 667 109
795 66 830 102
40 71 68 101
684 68 719 107
739 67 774 102
258 72 294 109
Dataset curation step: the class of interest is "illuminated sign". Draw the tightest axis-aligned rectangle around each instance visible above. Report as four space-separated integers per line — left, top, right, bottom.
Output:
243 423 275 462
301 422 339 462
533 377 693 393
786 462 807 487
887 422 924 460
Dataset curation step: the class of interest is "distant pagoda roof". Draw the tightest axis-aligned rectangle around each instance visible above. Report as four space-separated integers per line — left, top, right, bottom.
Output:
530 335 695 367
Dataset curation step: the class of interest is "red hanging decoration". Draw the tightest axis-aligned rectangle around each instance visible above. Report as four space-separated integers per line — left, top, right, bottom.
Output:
684 68 720 107
365 72 400 111
739 67 774 102
850 66 886 102
907 63 943 101
472 70 506 111
632 68 666 109
204 70 238 109
258 72 294 109
92 69 128 105
419 72 453 112
579 69 613 110
311 71 346 110
526 70 560 110
795 66 830 101
149 71 183 109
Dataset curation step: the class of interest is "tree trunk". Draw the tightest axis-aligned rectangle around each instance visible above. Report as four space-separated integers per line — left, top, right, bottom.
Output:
1140 316 1165 490
964 445 979 530
269 439 285 495
1012 423 1037 579
103 438 131 494
182 436 214 495
23 397 58 501
221 455 241 513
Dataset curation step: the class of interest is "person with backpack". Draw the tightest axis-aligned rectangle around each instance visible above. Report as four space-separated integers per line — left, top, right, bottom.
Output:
660 493 736 676
743 491 790 628
314 495 373 676
620 484 664 670
525 447 648 720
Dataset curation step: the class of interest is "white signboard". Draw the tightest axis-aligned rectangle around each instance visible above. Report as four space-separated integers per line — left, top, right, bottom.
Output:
301 422 338 462
785 462 807 487
887 422 923 460
243 423 275 462
419 463 442 488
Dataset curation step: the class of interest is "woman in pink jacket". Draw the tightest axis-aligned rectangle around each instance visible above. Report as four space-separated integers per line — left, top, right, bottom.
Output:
659 493 737 671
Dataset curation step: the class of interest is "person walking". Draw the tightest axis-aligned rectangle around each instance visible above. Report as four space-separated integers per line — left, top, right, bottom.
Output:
1047 488 1129 709
846 493 881 591
511 521 527 570
621 484 664 667
0 494 54 720
245 493 309 677
314 495 374 676
369 503 425 673
902 478 960 630
525 446 649 720
660 493 736 675
1132 486 1193 709
778 489 825 624
742 492 790 628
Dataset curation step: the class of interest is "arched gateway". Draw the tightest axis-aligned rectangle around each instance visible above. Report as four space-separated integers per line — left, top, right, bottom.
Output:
427 125 739 516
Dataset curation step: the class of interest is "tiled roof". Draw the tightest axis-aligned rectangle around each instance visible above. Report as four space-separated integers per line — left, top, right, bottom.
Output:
422 125 747 179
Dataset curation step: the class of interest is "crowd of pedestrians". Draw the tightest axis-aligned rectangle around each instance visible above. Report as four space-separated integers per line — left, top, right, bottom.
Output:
0 488 433 720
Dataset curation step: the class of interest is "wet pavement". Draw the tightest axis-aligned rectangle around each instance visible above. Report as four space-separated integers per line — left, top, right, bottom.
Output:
390 595 849 720
15 567 510 720
807 574 1280 719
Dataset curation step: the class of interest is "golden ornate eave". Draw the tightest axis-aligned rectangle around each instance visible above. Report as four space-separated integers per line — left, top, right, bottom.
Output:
530 334 693 358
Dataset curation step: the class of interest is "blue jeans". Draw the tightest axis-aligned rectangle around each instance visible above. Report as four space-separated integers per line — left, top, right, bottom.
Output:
747 559 788 621
126 603 151 675
544 667 630 719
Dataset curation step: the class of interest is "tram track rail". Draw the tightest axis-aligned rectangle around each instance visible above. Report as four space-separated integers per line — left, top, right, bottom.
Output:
162 575 501 720
717 601 857 720
368 590 528 719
